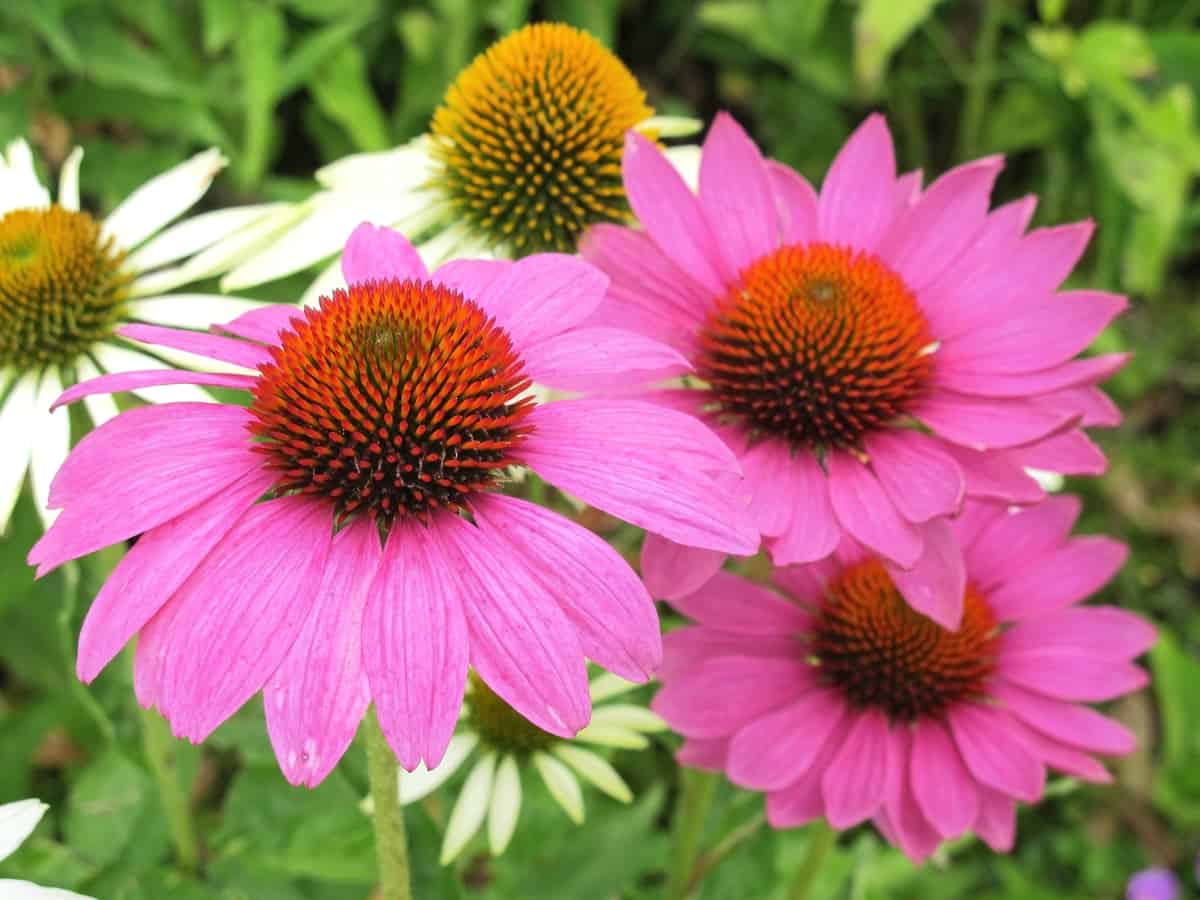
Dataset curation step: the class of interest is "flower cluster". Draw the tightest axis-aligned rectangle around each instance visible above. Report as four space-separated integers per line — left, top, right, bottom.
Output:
6 17 1151 879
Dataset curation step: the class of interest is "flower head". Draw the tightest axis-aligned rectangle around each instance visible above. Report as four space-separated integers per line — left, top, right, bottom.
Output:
30 223 755 787
582 112 1127 628
1127 868 1181 900
397 672 664 863
0 798 95 898
653 498 1149 862
0 139 265 532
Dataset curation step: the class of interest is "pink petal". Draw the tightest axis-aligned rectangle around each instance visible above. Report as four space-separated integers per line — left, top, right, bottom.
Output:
641 531 727 601
521 399 758 555
767 160 818 245
740 439 800 536
699 112 779 275
826 452 922 567
909 720 979 839
76 465 275 683
948 704 1044 802
965 496 1079 590
659 625 797 683
995 654 1148 702
117 323 270 370
362 518 469 770
765 718 848 828
472 494 661 681
821 708 892 828
934 352 1129 398
886 518 965 630
881 727 943 862
866 431 965 524
140 496 333 742
214 304 300 344
341 222 428 285
622 130 727 295
265 519 381 787
765 452 841 565
973 787 1016 852
433 258 511 300
818 115 898 251
53 369 256 408
677 738 730 771
1001 605 1155 660
473 254 610 350
727 689 846 790
1008 720 1114 782
653 656 815 738
877 156 1003 291
915 390 1077 450
436 512 591 738
987 537 1128 620
1013 430 1107 476
989 681 1135 755
30 406 260 575
1043 384 1121 428
668 570 811 635
943 444 1045 504
519 326 690 391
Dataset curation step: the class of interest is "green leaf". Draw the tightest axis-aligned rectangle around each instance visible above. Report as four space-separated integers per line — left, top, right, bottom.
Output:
9 0 83 71
545 0 621 47
854 0 944 97
234 1 287 187
65 750 151 868
308 45 391 153
201 0 240 55
276 11 376 99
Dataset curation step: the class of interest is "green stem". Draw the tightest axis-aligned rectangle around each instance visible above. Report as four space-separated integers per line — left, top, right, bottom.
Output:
957 0 1004 162
666 769 719 900
787 821 837 900
366 708 413 900
140 705 199 873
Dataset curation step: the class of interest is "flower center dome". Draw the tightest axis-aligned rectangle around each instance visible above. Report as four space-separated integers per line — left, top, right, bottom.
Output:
249 280 534 525
698 243 933 450
811 559 998 721
429 22 653 256
466 672 558 753
0 205 130 368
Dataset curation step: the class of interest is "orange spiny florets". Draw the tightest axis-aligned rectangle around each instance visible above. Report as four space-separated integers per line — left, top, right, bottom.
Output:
699 243 933 450
812 559 998 721
249 280 534 525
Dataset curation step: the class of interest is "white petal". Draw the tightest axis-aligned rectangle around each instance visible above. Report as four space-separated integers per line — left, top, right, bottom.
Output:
638 116 703 138
57 147 83 211
553 745 632 803
0 879 97 899
487 755 522 855
587 673 642 704
126 204 281 273
170 203 307 286
532 752 585 825
587 705 668 733
127 294 263 331
98 335 246 376
316 138 434 191
0 799 48 862
0 375 37 532
663 144 701 192
102 148 227 251
29 373 69 526
75 359 119 427
0 140 51 215
398 733 478 804
98 342 221 403
440 753 496 865
573 725 649 750
299 256 347 308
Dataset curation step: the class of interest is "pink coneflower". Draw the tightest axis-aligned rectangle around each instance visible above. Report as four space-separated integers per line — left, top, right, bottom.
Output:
653 497 1149 862
582 113 1127 627
28 223 756 787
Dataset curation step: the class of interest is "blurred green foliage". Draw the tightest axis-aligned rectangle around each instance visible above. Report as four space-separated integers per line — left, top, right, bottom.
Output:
1 0 1199 898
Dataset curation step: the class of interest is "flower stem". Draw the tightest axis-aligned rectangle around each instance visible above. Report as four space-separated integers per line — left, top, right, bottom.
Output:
139 705 199 873
666 768 720 900
365 708 413 900
957 0 1003 162
787 820 837 900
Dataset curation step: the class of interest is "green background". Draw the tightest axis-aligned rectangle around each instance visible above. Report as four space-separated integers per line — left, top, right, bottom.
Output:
1 0 1198 897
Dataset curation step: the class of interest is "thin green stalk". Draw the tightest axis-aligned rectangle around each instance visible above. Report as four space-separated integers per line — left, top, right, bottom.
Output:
365 708 413 900
787 821 837 900
685 812 766 895
140 705 199 873
666 769 720 900
957 0 1004 162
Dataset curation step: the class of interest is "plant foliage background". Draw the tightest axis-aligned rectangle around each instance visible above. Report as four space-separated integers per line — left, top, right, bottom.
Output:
1 0 1198 897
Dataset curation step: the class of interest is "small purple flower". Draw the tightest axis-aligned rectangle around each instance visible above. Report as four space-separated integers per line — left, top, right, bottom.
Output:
1127 867 1181 900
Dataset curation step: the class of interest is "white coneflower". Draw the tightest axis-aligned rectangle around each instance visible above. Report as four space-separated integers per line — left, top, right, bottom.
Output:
208 22 699 305
0 798 94 898
0 139 269 531
391 672 665 865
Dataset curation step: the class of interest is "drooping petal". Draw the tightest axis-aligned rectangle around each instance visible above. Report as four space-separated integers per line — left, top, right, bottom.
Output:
909 720 979 839
440 754 496 864
948 704 1044 802
820 708 892 828
265 520 382 787
102 148 227 250
915 391 1077 450
765 718 849 828
488 754 523 855
116 324 271 371
362 519 469 771
886 518 966 629
818 115 897 251
880 727 943 862
53 369 256 409
986 537 1128 620
640 532 727 602
727 689 846 790
989 681 1135 755
533 751 585 824
943 444 1045 504
126 204 280 273
28 375 70 527
995 654 1148 702
765 449 844 566
398 734 478 803
1013 429 1107 476
1001 605 1155 661
934 352 1128 398
341 222 429 285
964 496 1079 591
826 452 922 567
698 112 779 274
973 786 1016 852
519 327 690 391
668 570 811 635
866 430 965 524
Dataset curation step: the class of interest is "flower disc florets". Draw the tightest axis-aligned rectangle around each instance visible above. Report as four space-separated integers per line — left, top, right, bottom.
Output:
812 559 998 721
249 279 534 525
429 22 653 256
465 672 559 754
0 205 130 368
